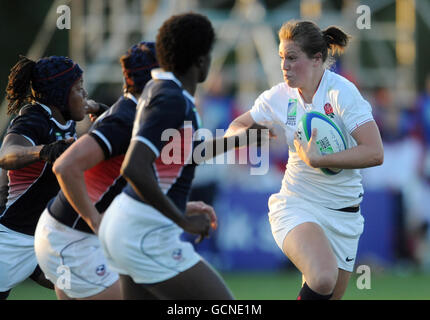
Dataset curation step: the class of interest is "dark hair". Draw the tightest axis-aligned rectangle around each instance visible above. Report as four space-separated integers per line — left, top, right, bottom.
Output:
278 20 350 67
5 55 83 116
120 42 159 95
156 12 215 75
6 55 36 115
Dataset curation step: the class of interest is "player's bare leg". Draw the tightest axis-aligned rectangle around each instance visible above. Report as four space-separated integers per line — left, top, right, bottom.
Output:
55 280 121 300
283 222 338 299
302 268 352 300
0 290 11 300
55 286 74 300
29 265 54 290
121 260 234 300
78 279 121 300
119 275 158 300
330 269 351 300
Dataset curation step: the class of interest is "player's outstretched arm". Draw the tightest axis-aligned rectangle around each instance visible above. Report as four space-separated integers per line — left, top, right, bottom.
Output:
53 134 105 233
0 134 43 170
121 140 212 240
0 134 73 170
224 111 257 138
194 111 272 163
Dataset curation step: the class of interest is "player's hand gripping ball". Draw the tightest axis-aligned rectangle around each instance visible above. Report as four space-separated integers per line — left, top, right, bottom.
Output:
295 111 347 175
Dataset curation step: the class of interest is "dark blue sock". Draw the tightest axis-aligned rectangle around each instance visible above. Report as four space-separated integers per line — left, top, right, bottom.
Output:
297 282 332 300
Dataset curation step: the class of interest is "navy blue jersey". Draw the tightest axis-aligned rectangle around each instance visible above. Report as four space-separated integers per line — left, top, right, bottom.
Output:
123 70 203 213
48 94 137 233
0 103 77 235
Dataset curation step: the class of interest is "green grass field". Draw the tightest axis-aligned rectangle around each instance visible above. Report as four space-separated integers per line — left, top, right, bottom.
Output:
7 270 430 300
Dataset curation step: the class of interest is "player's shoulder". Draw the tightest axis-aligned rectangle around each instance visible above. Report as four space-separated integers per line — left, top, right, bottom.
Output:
153 79 186 99
144 79 188 112
257 82 293 105
10 104 51 127
326 70 362 98
18 103 51 119
91 97 135 131
108 96 136 119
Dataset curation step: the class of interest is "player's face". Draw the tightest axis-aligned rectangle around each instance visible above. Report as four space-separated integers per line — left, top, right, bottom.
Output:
68 78 88 121
279 40 314 89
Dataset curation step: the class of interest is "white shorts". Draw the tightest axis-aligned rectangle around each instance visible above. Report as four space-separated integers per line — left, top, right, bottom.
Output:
0 224 39 292
34 210 119 299
268 194 364 272
99 192 201 284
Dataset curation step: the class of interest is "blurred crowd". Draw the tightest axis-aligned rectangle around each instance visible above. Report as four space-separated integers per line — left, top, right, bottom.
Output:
361 74 430 270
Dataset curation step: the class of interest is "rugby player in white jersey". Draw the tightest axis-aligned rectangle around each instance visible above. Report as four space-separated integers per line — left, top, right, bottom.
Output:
225 20 384 300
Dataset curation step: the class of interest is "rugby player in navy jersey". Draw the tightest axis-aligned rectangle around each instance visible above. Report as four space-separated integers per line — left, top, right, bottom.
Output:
98 13 237 300
0 56 103 299
34 42 205 300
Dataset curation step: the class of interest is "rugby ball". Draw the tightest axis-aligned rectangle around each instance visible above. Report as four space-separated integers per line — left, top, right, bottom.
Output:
296 111 347 175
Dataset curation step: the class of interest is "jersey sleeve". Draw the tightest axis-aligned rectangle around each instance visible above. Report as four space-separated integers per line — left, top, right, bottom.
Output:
132 93 187 157
336 83 374 134
249 85 285 127
6 112 50 146
89 115 132 159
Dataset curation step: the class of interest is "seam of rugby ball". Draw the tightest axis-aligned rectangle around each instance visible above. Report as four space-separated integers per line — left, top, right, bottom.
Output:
302 114 310 141
309 111 347 149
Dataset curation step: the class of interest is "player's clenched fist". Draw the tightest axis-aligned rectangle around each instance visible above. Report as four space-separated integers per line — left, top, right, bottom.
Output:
39 138 74 164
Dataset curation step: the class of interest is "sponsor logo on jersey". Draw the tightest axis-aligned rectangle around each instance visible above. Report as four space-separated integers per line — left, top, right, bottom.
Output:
324 103 335 118
96 264 106 276
172 248 183 261
286 99 297 126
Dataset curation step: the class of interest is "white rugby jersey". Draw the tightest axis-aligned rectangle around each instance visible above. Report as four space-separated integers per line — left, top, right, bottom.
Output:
250 69 374 209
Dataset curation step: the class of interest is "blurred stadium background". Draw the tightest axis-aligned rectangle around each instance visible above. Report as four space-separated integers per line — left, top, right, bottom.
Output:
2 0 430 300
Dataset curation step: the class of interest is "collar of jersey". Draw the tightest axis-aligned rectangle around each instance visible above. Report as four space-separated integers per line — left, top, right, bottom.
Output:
295 69 329 108
123 92 138 105
36 102 73 130
151 68 195 104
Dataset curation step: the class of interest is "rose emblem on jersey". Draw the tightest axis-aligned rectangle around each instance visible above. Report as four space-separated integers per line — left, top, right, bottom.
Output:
324 103 334 118
96 264 106 276
172 248 183 261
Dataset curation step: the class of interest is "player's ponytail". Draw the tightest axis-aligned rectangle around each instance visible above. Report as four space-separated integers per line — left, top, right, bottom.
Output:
6 55 36 115
322 26 350 56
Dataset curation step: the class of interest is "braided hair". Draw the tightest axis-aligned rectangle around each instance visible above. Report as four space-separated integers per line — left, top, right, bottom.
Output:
6 55 36 115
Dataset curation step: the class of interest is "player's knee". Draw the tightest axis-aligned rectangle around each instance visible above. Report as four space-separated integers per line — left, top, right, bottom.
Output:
308 269 338 295
0 290 11 300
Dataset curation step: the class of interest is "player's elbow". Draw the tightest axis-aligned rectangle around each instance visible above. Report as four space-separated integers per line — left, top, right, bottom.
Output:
120 161 136 182
53 158 73 178
375 152 384 166
370 149 384 167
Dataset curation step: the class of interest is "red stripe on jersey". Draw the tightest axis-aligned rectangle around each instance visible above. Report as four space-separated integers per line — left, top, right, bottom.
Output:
84 155 125 203
7 161 46 203
155 126 193 193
